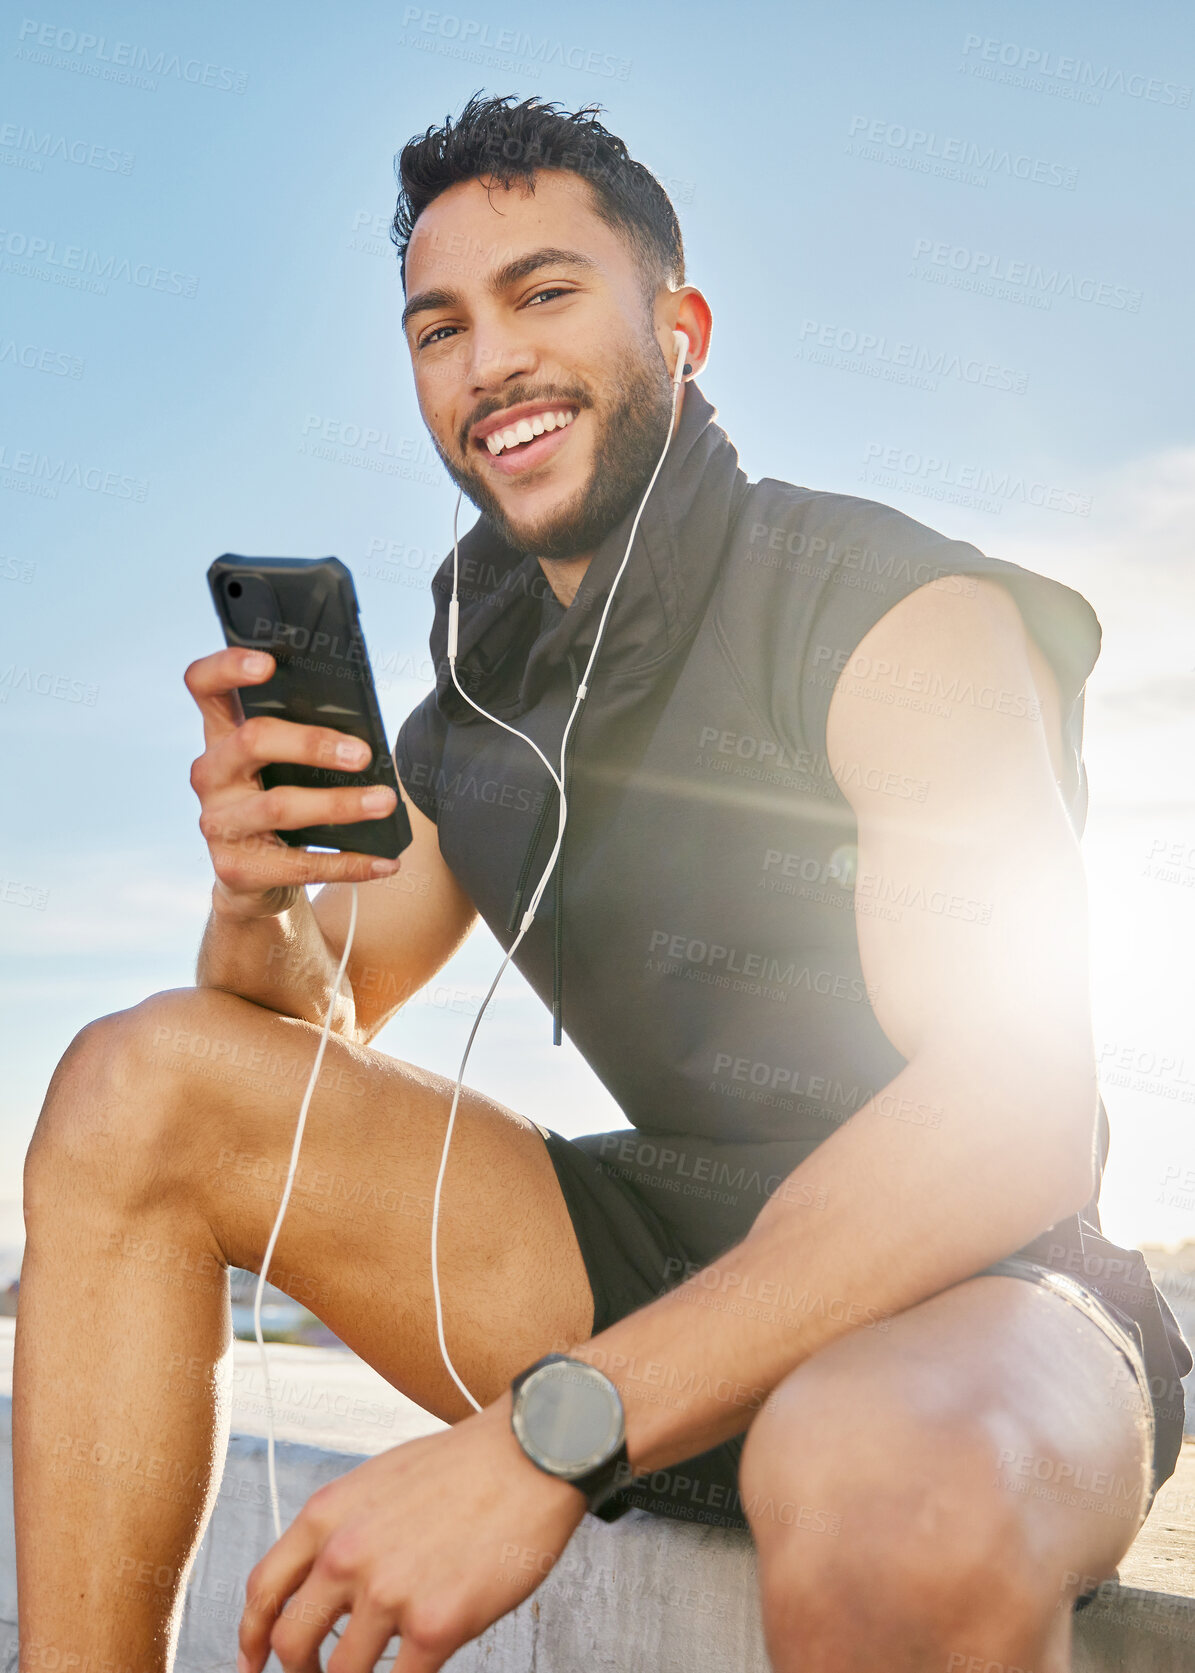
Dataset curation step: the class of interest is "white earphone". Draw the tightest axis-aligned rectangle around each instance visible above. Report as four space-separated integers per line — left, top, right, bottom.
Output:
435 323 691 1408
251 325 694 1543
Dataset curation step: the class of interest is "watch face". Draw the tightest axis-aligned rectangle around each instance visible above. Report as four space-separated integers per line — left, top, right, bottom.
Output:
513 1361 624 1477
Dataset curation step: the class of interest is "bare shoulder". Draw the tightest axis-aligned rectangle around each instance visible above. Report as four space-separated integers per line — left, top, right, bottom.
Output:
825 572 1067 806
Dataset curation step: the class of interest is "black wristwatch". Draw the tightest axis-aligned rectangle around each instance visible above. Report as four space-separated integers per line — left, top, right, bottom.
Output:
510 1354 631 1520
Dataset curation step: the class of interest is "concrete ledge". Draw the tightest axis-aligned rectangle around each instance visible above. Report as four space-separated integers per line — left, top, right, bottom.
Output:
179 1428 771 1670
2 1389 1192 1670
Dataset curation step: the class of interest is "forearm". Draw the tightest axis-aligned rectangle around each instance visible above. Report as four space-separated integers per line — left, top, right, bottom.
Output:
195 884 356 1036
564 1039 1095 1474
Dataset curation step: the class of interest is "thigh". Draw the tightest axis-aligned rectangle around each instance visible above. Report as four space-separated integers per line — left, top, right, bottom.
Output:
62 986 595 1419
739 1272 1154 1610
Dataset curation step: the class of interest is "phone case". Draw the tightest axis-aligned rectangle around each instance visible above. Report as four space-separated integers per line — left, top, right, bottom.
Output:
207 555 412 862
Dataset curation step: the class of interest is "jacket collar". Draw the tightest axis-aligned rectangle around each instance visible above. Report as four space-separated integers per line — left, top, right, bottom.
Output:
427 380 750 723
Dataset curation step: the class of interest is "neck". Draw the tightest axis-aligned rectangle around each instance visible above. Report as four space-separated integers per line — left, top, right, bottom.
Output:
537 554 593 609
532 391 690 610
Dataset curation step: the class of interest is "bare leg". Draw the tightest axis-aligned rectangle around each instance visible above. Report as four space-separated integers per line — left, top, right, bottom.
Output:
15 986 593 1669
739 1273 1153 1673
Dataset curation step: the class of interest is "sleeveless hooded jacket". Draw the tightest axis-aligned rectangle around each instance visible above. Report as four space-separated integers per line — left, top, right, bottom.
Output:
394 381 1192 1490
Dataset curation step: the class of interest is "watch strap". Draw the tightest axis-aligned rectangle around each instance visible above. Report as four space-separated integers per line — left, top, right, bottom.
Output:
582 1440 633 1518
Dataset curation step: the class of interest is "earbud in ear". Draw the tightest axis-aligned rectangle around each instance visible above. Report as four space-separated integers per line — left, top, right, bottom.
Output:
671 327 690 385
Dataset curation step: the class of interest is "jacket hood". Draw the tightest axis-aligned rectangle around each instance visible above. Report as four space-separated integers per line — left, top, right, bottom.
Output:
427 380 751 724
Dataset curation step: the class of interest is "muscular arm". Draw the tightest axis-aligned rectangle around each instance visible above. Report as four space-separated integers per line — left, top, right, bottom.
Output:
544 575 1100 1472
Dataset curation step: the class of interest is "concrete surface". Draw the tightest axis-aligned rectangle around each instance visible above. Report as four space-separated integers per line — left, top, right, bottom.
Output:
0 1321 1192 1670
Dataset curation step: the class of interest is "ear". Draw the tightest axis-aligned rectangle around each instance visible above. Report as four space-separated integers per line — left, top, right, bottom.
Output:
657 287 713 380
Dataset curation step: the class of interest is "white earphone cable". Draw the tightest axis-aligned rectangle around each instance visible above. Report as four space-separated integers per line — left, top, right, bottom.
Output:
433 343 687 1410
251 335 689 1549
254 878 360 1541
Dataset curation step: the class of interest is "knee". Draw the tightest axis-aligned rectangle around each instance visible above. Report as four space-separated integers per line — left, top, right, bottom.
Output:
24 987 247 1221
740 1368 1045 1639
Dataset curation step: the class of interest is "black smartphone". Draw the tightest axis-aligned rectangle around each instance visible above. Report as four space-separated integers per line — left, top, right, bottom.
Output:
207 555 412 862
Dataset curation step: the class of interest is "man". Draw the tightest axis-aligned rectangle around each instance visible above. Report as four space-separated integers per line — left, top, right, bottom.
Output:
14 91 1190 1673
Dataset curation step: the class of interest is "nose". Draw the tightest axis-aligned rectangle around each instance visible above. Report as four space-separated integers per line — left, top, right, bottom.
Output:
458 331 540 453
465 317 538 397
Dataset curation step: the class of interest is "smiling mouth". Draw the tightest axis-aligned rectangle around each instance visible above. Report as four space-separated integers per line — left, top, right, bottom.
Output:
475 408 578 457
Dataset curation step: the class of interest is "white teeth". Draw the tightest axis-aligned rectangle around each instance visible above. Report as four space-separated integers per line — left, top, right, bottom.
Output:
483 408 575 455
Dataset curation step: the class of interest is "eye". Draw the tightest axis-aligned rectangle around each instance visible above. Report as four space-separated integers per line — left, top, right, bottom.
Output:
417 323 458 350
416 287 573 350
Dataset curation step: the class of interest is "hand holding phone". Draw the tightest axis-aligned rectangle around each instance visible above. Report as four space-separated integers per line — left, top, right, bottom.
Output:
188 555 413 919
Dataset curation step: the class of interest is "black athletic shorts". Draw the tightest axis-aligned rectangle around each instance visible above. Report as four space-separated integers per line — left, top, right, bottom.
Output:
536 1124 1160 1611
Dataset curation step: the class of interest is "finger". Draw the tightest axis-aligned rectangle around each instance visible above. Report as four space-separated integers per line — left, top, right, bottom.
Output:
200 780 398 845
184 647 276 752
267 1574 351 1672
238 1522 320 1672
208 833 402 901
389 1623 456 1673
192 717 376 805
326 1606 400 1673
222 714 380 781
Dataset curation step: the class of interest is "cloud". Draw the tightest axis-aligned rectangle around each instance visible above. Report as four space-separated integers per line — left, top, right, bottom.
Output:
994 444 1195 707
1 851 212 957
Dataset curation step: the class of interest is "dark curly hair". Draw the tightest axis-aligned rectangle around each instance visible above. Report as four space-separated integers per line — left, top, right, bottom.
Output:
391 90 685 307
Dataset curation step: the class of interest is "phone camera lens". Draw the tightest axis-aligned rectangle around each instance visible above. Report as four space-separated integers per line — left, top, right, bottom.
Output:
228 580 243 598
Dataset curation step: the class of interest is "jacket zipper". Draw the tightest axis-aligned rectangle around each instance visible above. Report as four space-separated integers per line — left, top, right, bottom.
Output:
507 786 555 933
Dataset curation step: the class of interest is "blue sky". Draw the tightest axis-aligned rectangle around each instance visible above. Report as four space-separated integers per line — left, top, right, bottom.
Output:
1 0 1193 1274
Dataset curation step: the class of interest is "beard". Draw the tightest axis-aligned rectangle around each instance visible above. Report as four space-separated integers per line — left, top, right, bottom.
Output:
428 321 677 561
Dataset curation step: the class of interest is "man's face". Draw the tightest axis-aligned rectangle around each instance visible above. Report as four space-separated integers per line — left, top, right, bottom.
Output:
402 169 679 561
